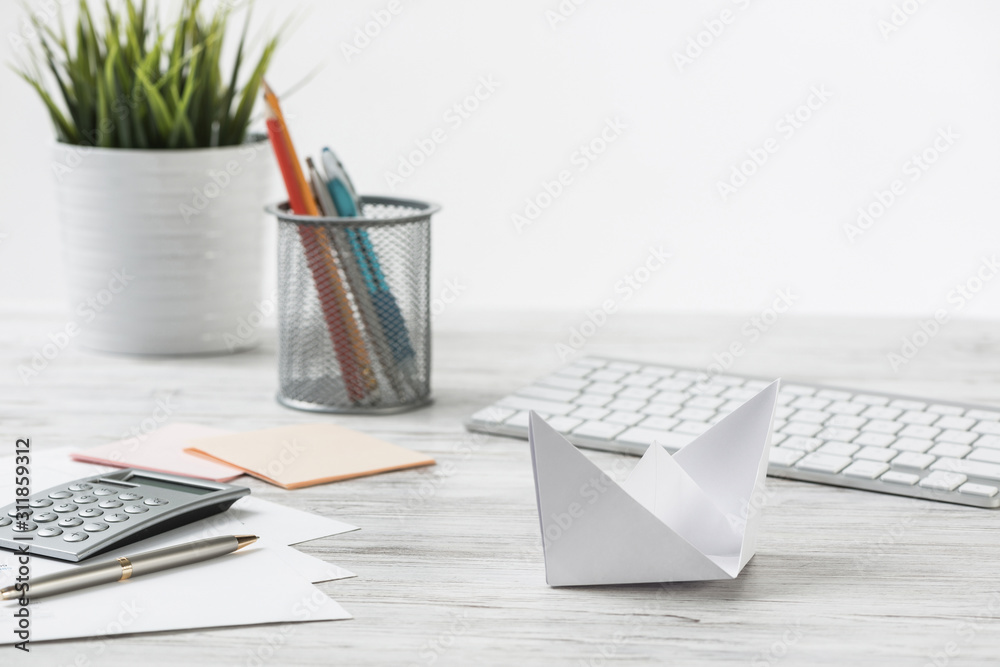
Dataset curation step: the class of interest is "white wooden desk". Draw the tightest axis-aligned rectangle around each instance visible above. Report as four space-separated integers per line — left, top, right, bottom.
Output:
3 311 1000 666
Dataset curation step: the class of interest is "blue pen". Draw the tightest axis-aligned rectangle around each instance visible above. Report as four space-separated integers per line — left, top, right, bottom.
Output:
321 148 415 364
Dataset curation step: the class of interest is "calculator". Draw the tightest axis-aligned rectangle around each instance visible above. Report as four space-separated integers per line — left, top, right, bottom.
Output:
0 469 250 562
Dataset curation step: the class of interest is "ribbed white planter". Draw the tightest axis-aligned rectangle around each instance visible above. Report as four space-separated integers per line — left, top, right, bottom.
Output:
53 137 272 355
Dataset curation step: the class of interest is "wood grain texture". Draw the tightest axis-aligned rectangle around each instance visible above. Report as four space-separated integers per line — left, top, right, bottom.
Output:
2 310 1000 666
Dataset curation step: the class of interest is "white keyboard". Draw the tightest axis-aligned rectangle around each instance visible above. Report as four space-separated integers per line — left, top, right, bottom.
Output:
465 357 1000 508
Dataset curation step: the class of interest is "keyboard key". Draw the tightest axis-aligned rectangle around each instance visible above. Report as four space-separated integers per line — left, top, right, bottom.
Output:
689 383 726 397
675 370 708 381
722 388 758 401
652 391 688 405
919 471 967 491
774 406 794 419
861 406 902 421
881 471 919 486
606 361 640 372
585 382 623 395
589 370 626 382
790 397 830 410
783 384 816 396
641 403 680 417
538 375 589 391
769 447 805 467
927 404 964 416
818 442 859 457
470 407 516 424
958 482 999 498
927 443 972 459
687 396 725 409
776 393 795 406
966 409 1000 421
890 399 927 411
898 425 941 439
934 415 975 431
892 452 935 470
827 415 866 429
936 430 978 445
574 393 613 407
930 457 1000 482
782 436 823 452
642 366 676 377
675 421 711 436
790 410 829 424
972 421 1000 435
545 416 583 433
570 406 610 421
827 401 865 416
744 380 773 391
843 460 890 479
796 453 851 474
817 389 852 401
621 375 658 388
778 421 821 437
713 375 745 386
654 379 691 392
891 437 934 453
607 399 646 412
854 447 897 462
771 432 788 445
498 395 575 415
618 428 691 451
851 432 896 447
898 411 939 425
816 427 859 442
606 411 644 426
861 420 904 435
967 448 1000 464
974 435 1000 449
639 416 679 430
676 407 714 422
572 421 627 440
853 394 889 406
504 411 533 429
619 386 657 400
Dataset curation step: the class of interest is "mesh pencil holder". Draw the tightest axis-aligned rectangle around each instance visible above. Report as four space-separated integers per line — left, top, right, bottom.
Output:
267 196 439 414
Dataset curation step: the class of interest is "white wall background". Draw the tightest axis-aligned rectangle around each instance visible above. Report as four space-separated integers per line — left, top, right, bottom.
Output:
2 0 999 320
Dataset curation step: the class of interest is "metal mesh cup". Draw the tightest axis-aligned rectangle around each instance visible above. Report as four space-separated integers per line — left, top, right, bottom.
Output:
268 196 439 414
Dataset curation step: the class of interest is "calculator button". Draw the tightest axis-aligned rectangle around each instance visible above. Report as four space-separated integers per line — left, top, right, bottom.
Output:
7 508 31 518
64 532 89 542
67 483 93 492
33 512 59 523
118 493 143 501
58 517 84 528
12 522 37 532
99 500 123 509
83 522 109 532
38 527 63 537
53 503 79 513
73 495 98 505
0 517 10 527
29 498 53 508
78 508 104 518
49 491 73 499
144 498 169 507
104 513 129 523
92 487 117 497
123 504 148 514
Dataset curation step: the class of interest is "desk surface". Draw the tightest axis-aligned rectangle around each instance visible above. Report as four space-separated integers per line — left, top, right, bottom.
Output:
4 311 1000 666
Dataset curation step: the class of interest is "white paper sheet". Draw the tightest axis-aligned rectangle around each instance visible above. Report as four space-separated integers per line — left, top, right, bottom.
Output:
528 381 779 586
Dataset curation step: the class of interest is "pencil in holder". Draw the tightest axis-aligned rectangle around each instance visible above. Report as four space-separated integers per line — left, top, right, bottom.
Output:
268 195 439 414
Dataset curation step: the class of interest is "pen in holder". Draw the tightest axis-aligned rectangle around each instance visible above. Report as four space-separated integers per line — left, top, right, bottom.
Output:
268 196 439 414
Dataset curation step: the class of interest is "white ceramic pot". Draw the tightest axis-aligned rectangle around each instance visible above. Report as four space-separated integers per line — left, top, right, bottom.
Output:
52 136 272 355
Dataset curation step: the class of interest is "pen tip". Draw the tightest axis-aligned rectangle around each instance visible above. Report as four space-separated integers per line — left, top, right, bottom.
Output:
235 535 258 551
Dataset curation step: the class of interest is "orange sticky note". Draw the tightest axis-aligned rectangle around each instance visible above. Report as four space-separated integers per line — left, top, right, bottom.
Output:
184 424 435 489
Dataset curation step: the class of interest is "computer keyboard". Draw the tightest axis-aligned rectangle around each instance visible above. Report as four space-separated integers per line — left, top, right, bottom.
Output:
465 357 1000 508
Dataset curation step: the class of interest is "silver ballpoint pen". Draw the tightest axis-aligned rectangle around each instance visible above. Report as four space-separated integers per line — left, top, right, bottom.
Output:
0 534 257 601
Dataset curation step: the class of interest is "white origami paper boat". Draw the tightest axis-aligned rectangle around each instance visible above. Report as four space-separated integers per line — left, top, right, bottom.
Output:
528 381 779 586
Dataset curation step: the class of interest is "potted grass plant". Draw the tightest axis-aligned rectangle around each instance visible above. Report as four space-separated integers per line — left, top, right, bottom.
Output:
13 0 279 354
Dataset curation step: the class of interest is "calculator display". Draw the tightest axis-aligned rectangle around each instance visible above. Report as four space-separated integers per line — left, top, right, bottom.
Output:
129 474 215 495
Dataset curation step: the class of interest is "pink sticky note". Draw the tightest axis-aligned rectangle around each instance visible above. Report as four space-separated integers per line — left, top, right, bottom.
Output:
72 423 243 482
